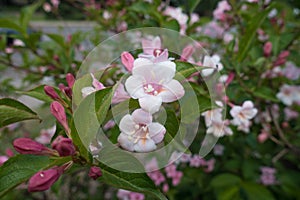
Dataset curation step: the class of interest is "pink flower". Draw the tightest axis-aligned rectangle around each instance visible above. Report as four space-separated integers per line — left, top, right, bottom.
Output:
28 167 64 192
51 136 76 156
260 167 277 186
43 3 52 12
163 6 188 34
66 73 75 88
172 171 183 186
44 85 60 100
203 158 215 173
117 189 145 200
213 144 225 156
13 138 57 156
148 170 165 185
263 42 272 57
201 55 224 77
207 119 233 137
180 45 195 61
112 84 130 104
50 101 70 134
50 0 60 8
282 62 300 80
284 107 299 121
140 37 169 63
35 126 56 144
162 183 169 193
88 166 102 180
125 58 184 113
213 0 231 21
0 156 8 166
189 155 205 167
121 52 134 72
230 101 258 133
202 21 225 38
81 73 105 97
117 109 166 152
165 164 177 178
276 84 300 106
258 131 269 143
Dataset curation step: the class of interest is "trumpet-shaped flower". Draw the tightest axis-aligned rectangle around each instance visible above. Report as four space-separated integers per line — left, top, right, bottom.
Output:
117 109 166 152
201 55 224 77
125 58 185 113
140 36 169 63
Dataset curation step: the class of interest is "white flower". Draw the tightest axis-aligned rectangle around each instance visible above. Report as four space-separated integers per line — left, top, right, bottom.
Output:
276 84 300 106
201 55 224 77
125 58 185 114
207 120 233 137
230 101 258 133
117 109 166 152
201 101 223 127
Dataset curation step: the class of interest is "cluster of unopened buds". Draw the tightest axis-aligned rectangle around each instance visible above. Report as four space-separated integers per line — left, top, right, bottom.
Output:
11 73 102 192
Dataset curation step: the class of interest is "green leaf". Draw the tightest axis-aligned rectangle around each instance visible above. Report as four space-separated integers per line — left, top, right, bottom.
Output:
215 186 240 200
18 85 53 103
20 1 42 31
99 164 167 200
161 19 180 31
0 98 40 128
95 87 114 125
175 61 203 81
253 87 279 102
0 19 25 35
237 4 275 62
187 0 201 14
0 155 71 198
241 182 275 200
210 173 242 188
46 33 66 48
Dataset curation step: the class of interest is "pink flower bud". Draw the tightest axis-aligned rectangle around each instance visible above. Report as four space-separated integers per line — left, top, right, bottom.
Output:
225 72 235 86
263 42 272 57
28 167 63 192
44 86 60 100
180 45 195 61
58 83 66 91
13 138 56 156
64 87 72 98
88 166 102 180
66 73 75 88
50 101 70 134
121 52 134 72
278 50 289 59
257 132 269 143
51 136 76 156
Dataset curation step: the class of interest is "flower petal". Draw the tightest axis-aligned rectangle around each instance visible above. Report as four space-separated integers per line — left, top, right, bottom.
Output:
139 95 162 114
134 139 156 152
81 87 96 97
119 115 135 134
148 122 166 143
132 109 152 125
159 80 185 102
118 133 135 151
125 76 145 99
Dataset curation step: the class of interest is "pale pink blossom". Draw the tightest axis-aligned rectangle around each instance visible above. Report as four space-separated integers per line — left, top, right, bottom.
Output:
213 144 224 156
203 158 215 173
51 0 60 8
260 167 277 186
230 101 258 130
201 101 223 127
125 58 184 114
35 126 56 144
81 73 105 97
112 84 130 104
140 37 169 63
202 21 225 38
282 62 300 80
148 170 165 185
276 84 300 106
189 155 206 167
163 6 188 34
43 3 52 12
213 0 231 21
207 119 233 137
0 156 8 166
201 55 224 77
284 107 299 121
117 189 144 200
13 39 25 47
117 109 166 152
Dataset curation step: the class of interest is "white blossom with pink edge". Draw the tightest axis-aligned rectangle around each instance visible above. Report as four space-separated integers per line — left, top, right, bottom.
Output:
230 100 258 133
201 55 224 77
139 36 169 63
117 109 166 152
276 84 300 106
125 58 185 114
81 73 105 98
